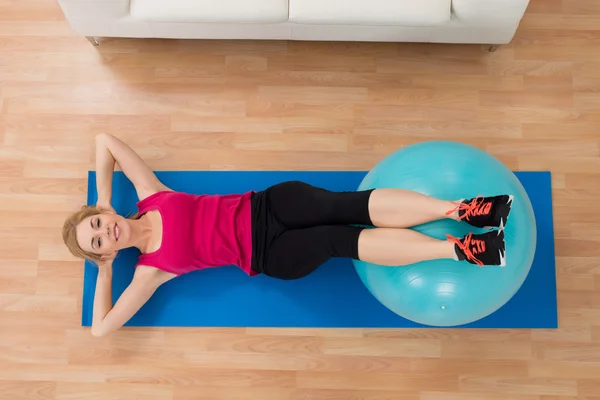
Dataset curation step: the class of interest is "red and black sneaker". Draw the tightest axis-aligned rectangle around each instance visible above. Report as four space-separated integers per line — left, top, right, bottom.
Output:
447 230 506 267
447 195 514 229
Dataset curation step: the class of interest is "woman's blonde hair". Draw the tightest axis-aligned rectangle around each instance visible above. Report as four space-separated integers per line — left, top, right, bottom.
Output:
62 205 103 263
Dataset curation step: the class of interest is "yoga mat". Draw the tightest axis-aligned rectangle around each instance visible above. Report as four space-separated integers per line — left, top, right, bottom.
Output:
82 170 557 328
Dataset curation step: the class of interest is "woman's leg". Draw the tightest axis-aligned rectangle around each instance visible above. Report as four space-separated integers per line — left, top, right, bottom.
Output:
368 189 457 228
262 225 362 280
369 190 514 229
267 181 512 230
266 181 374 228
262 225 506 280
357 228 455 266
358 228 506 267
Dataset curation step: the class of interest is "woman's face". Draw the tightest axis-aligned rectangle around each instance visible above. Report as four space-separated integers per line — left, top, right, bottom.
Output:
76 211 131 259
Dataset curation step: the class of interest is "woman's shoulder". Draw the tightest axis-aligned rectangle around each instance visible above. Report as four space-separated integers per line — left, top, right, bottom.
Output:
136 190 171 206
136 189 185 211
134 263 178 283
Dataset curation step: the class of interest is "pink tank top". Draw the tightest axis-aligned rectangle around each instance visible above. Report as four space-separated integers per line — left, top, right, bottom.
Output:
134 190 257 276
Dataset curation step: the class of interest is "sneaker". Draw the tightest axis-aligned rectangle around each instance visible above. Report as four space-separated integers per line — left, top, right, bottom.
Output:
447 230 506 267
447 195 514 229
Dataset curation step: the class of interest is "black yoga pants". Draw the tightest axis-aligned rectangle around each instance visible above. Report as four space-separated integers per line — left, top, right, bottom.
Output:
250 181 374 280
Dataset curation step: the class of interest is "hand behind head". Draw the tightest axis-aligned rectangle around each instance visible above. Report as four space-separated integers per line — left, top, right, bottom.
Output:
97 251 117 267
96 202 116 214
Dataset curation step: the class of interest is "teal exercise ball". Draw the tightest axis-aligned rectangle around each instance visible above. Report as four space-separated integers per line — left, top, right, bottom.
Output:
353 141 536 327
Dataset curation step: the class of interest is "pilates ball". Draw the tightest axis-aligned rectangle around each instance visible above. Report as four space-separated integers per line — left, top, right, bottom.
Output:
352 141 537 327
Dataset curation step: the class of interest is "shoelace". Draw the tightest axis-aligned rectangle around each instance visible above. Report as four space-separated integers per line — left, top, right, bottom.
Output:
447 233 485 266
446 196 491 222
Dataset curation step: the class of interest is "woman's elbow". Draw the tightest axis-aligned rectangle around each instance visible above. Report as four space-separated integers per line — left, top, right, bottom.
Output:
90 324 110 338
95 132 115 146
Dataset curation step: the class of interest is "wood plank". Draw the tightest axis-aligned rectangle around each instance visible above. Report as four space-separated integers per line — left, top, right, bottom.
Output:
458 376 577 396
55 383 173 400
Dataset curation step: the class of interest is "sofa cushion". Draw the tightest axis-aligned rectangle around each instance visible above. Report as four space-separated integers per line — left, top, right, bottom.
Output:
452 0 531 26
130 0 289 23
289 0 451 26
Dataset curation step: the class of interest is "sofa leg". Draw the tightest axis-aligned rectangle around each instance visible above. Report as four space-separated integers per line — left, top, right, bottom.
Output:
488 44 500 52
86 36 100 46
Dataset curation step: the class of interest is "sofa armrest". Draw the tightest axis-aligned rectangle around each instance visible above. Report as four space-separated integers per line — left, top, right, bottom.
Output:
57 0 130 22
452 0 530 26
56 0 154 38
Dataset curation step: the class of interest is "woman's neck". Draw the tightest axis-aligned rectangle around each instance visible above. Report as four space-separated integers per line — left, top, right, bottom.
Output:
129 214 154 253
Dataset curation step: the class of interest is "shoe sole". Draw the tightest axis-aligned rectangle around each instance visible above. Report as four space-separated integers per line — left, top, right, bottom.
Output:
498 252 506 267
500 196 513 266
496 229 506 267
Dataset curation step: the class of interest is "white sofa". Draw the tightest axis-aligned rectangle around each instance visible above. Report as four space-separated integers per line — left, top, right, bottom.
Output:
57 0 530 48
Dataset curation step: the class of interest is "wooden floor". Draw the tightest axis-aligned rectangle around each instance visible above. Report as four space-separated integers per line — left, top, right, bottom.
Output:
2 0 600 399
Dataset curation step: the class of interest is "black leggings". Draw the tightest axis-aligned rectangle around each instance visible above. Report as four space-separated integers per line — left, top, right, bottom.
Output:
250 181 374 280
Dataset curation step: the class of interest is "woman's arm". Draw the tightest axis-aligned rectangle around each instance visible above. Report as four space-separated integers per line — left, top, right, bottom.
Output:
91 265 175 337
91 260 114 332
95 134 116 210
94 133 171 205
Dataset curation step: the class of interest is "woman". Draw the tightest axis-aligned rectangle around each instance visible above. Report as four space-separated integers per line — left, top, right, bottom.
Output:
63 133 512 337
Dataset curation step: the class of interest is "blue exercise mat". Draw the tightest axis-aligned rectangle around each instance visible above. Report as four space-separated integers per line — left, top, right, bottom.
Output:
82 170 557 328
